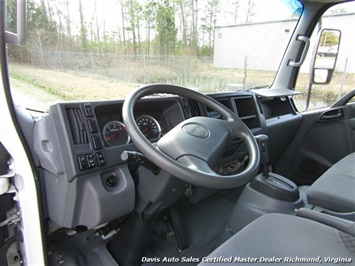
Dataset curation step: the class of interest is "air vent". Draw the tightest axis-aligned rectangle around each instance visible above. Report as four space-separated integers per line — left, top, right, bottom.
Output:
188 100 201 117
67 108 89 144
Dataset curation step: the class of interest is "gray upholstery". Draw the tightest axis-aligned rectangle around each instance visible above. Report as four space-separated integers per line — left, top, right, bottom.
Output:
199 213 355 266
307 152 355 212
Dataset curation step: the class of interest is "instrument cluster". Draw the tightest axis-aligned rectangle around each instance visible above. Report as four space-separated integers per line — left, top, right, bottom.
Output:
102 114 162 147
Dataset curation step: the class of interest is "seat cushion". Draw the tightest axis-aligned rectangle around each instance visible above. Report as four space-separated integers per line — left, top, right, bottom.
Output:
199 213 355 265
306 152 355 212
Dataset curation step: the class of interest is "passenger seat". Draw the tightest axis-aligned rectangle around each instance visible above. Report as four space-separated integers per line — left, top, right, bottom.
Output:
199 213 355 266
306 152 355 213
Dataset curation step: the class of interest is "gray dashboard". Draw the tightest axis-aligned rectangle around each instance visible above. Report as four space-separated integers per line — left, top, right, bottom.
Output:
33 91 300 228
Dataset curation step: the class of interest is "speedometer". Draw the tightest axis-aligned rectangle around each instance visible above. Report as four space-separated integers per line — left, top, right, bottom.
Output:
103 121 130 146
136 115 162 140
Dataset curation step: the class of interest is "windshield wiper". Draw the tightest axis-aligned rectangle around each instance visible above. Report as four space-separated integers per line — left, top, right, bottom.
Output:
24 107 46 114
247 85 270 91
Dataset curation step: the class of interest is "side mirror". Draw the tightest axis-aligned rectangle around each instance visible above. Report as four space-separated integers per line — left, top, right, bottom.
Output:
310 29 341 85
5 0 27 45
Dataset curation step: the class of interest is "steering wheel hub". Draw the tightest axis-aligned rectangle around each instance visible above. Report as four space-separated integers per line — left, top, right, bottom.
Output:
183 123 210 138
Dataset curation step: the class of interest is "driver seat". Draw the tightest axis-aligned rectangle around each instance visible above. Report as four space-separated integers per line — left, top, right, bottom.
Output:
199 213 355 265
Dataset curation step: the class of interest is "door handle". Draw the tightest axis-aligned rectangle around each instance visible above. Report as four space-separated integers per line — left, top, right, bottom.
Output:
319 109 345 122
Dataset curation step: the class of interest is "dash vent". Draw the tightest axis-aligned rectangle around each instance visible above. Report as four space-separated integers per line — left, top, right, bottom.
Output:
67 107 88 144
188 100 201 117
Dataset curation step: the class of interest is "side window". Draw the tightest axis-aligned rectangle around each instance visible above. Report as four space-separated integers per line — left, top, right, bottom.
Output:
293 2 355 111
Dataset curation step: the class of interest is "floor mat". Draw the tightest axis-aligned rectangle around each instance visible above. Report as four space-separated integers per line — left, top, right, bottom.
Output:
142 187 243 265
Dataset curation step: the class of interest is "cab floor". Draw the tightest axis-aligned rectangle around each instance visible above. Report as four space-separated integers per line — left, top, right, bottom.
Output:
142 187 244 266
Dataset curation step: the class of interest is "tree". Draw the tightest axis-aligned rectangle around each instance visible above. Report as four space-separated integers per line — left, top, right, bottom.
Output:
7 0 58 62
191 0 199 53
46 0 54 23
54 2 65 48
6 0 17 33
119 0 127 53
121 0 144 55
201 0 220 55
28 1 58 50
245 0 255 23
155 0 177 56
65 0 72 39
233 1 240 24
40 0 48 20
320 31 340 47
330 7 347 14
127 0 137 55
78 0 87 50
143 1 157 56
94 2 100 42
173 0 198 54
135 3 143 55
176 0 187 46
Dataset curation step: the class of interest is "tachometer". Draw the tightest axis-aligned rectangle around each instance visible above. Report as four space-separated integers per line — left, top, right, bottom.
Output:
136 115 162 140
103 121 130 146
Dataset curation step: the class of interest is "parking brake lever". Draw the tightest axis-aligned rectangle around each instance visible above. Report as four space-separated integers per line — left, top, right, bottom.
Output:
255 134 269 178
121 151 161 175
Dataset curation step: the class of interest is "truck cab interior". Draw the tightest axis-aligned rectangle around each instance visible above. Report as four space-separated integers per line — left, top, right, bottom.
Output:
0 0 354 265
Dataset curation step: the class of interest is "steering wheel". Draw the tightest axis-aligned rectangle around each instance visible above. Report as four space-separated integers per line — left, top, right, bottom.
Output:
122 84 260 189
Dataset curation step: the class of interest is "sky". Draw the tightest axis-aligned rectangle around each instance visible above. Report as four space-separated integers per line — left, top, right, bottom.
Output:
45 0 355 40
55 0 300 36
216 0 302 26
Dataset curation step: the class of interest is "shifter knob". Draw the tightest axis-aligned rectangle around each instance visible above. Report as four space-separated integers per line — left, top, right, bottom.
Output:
255 134 269 177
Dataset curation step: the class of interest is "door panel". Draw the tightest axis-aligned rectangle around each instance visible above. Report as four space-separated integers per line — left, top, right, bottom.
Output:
275 103 355 185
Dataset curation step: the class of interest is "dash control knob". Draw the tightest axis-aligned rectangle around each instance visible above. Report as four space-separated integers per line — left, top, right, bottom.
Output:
105 175 118 187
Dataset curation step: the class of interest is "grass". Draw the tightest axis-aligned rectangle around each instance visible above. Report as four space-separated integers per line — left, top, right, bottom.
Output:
8 62 355 111
9 63 141 102
10 70 70 100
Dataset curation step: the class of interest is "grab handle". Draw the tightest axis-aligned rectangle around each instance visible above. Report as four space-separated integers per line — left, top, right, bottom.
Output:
289 35 310 67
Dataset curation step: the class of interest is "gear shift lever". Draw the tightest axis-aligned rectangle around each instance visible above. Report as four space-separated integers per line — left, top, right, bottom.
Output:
248 134 300 203
255 134 269 177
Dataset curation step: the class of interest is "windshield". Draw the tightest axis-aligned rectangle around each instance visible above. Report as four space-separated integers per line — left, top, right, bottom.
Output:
7 0 303 111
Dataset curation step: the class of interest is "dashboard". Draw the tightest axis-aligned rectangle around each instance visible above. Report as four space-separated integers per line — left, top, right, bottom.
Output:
33 90 301 228
49 92 267 180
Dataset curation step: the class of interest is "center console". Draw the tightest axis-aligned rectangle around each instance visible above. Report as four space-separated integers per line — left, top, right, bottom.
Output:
216 135 305 244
